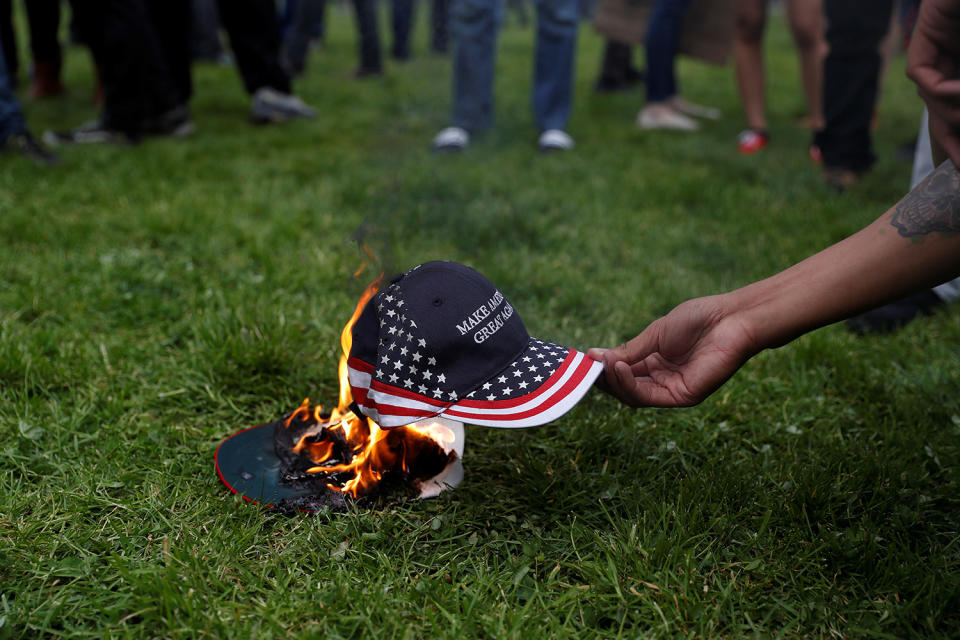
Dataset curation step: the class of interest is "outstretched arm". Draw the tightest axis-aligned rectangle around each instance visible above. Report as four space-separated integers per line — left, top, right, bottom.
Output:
591 160 960 408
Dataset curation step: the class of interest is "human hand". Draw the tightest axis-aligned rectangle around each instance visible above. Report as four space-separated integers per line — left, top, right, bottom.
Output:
588 295 761 408
907 0 960 166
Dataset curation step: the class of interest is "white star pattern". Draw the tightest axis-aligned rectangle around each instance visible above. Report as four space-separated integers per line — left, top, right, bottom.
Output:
368 283 569 407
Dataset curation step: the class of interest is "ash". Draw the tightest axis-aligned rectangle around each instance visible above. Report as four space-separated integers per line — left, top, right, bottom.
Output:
270 412 440 514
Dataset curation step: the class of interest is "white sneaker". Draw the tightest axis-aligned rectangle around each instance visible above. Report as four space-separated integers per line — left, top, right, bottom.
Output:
432 126 470 151
670 97 721 120
538 129 574 152
637 106 699 131
250 87 317 124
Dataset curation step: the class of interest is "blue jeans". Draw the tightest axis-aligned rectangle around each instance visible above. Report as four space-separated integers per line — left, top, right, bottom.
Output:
451 0 578 133
645 0 691 103
0 32 25 143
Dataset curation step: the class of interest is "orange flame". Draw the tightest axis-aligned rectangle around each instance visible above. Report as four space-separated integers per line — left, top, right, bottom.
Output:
284 272 457 498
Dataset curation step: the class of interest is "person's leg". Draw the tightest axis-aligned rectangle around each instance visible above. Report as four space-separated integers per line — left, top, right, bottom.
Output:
285 0 324 73
190 0 225 62
391 0 414 59
217 0 292 94
532 0 578 132
25 0 65 97
816 0 894 177
100 0 181 137
351 0 382 73
733 0 767 131
450 0 499 132
148 0 192 111
595 39 642 92
644 0 692 105
0 31 25 140
786 0 825 131
0 0 18 85
430 0 449 52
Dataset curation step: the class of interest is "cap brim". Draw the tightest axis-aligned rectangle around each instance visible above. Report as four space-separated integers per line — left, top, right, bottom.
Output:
215 422 320 507
439 346 602 428
349 343 602 429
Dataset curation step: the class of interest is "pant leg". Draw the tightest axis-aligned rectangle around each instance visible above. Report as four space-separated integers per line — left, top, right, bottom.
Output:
100 0 180 134
25 0 62 66
392 0 414 58
351 0 382 71
285 0 324 72
190 0 224 61
815 0 894 171
431 0 449 52
217 0 292 94
0 30 26 140
148 0 192 106
0 0 18 84
532 0 577 131
644 0 692 103
451 0 500 131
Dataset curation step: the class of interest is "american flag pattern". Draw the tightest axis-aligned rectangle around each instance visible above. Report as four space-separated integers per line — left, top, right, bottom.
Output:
347 281 602 428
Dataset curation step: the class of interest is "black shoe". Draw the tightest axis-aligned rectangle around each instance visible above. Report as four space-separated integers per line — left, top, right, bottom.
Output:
2 130 60 165
42 119 136 146
846 289 945 336
144 104 195 138
594 68 645 93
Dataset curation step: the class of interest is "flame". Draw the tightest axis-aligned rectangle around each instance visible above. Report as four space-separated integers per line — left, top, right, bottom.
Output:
283 272 459 498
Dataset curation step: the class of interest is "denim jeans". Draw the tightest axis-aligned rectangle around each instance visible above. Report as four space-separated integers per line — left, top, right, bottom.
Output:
0 33 25 142
645 0 691 103
451 0 578 133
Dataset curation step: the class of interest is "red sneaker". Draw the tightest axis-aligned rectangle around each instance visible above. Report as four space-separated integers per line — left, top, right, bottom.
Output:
809 144 823 164
737 129 769 154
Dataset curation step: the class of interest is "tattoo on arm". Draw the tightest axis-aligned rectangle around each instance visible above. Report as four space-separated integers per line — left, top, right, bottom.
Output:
890 161 960 238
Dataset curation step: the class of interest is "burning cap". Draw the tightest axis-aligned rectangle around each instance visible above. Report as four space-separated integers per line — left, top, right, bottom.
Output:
346 261 602 428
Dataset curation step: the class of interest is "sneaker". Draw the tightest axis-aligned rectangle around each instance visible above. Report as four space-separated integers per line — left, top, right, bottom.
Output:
42 119 135 146
737 129 769 154
808 144 823 164
637 106 698 131
2 130 60 165
538 129 574 152
670 97 721 120
250 87 317 124
846 289 944 335
144 104 195 138
431 126 469 152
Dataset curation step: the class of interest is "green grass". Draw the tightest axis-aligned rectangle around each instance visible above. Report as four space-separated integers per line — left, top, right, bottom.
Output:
3 9 960 639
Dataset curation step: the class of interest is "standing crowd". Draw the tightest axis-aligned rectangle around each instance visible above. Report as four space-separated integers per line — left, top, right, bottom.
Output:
0 0 931 185
1 0 959 388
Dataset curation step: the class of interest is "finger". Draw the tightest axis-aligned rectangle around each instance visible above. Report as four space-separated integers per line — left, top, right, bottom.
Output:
606 321 663 365
611 360 693 408
586 347 607 361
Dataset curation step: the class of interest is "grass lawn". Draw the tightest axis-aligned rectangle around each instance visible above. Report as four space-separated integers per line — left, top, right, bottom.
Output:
3 7 960 639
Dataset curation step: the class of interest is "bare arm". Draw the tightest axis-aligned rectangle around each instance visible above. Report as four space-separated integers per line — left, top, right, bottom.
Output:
591 161 960 407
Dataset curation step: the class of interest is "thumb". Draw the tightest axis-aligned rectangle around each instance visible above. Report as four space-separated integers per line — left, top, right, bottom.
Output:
587 347 608 361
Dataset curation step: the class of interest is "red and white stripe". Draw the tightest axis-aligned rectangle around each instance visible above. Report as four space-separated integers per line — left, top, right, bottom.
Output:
347 350 602 428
